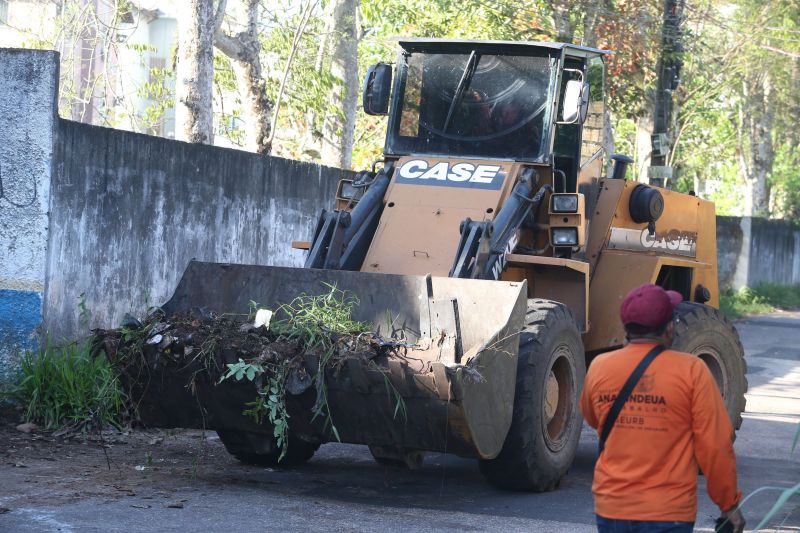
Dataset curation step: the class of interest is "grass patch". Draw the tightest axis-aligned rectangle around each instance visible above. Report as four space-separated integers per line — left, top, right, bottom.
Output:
719 283 800 319
0 341 126 430
748 283 800 310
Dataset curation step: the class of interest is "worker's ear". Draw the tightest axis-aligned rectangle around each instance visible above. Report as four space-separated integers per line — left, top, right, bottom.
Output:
664 320 676 341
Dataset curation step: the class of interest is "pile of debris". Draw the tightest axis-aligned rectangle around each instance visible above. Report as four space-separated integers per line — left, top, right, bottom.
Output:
93 309 304 385
90 302 400 432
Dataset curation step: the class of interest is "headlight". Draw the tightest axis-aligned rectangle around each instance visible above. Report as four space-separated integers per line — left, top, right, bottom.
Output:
551 194 579 213
551 227 578 246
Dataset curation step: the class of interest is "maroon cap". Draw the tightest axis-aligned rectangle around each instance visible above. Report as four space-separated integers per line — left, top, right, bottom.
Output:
620 284 683 330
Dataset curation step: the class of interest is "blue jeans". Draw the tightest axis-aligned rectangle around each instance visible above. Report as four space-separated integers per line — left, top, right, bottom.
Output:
596 515 694 532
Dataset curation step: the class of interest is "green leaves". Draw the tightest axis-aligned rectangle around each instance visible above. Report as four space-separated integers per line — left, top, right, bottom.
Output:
240 361 291 460
271 284 369 352
210 285 368 458
220 359 265 383
269 284 369 444
1 342 126 430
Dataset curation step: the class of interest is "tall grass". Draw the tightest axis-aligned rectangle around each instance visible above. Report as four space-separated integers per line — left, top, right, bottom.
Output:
719 284 800 319
0 341 126 430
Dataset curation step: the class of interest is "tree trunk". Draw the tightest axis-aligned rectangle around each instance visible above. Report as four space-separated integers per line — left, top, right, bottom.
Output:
215 0 272 154
636 110 654 183
550 2 576 42
320 0 359 169
741 72 774 216
603 107 615 176
788 58 800 153
175 0 215 145
581 0 607 47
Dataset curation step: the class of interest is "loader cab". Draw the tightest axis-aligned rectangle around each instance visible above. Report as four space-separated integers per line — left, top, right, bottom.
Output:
553 54 608 193
365 39 610 193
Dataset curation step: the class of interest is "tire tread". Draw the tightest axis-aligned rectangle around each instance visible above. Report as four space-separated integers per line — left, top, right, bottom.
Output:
479 299 585 491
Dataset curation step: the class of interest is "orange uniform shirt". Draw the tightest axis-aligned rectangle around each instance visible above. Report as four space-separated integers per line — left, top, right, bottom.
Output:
580 342 742 522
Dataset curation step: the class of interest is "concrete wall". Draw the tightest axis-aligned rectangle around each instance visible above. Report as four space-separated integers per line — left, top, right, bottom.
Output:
0 49 59 382
3 49 800 384
716 216 800 289
45 120 346 341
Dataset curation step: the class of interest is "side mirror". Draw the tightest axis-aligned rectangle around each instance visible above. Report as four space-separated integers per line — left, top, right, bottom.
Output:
560 79 590 124
362 63 392 116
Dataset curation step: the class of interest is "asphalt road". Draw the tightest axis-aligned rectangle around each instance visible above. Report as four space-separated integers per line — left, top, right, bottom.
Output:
2 313 799 532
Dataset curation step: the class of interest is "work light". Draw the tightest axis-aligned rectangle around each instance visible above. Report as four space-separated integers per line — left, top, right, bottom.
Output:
551 194 579 213
551 227 579 247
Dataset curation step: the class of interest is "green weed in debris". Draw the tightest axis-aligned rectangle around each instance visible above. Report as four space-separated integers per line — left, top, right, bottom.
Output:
221 359 264 383
271 284 370 442
371 361 407 423
244 364 290 459
220 358 291 461
271 283 370 351
1 341 126 430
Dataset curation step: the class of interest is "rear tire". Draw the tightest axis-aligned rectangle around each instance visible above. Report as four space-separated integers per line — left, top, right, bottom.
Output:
479 299 586 491
368 446 425 469
216 430 319 467
671 302 748 429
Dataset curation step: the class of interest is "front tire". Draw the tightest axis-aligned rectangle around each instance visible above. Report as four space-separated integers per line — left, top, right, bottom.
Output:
671 302 748 429
479 299 586 491
368 446 425 469
216 429 319 467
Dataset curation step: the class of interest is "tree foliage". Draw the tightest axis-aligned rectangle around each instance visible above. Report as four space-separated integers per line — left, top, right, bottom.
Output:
5 0 800 217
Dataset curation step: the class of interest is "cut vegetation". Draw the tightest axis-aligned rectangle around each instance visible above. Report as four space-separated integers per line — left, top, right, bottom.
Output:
90 285 397 462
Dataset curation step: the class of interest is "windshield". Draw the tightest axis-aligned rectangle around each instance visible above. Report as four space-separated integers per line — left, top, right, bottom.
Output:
386 51 557 161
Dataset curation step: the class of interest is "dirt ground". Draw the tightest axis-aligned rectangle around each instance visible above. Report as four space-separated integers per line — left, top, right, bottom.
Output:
1 314 799 532
0 412 235 512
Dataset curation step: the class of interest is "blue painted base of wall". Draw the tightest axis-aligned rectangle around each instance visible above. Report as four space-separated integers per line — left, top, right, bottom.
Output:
0 289 42 383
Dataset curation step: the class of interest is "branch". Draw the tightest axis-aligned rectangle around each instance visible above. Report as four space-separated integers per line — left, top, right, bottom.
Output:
214 30 243 59
265 0 320 146
760 44 800 59
213 0 228 36
212 0 246 61
213 0 246 60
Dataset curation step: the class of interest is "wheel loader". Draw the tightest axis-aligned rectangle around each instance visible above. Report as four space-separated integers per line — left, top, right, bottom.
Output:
137 38 747 491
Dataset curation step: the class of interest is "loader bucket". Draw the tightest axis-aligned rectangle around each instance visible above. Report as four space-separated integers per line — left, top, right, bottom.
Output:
142 260 526 459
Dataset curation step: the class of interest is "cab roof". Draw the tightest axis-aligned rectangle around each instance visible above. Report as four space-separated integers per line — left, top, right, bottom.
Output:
397 38 611 58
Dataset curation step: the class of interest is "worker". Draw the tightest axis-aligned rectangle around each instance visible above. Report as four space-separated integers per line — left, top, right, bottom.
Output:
580 284 746 533
492 102 523 133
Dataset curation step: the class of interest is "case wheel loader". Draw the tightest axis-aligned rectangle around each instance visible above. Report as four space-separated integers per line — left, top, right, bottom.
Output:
126 39 747 492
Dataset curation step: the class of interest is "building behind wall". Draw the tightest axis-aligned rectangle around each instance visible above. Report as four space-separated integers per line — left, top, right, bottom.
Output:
0 0 248 148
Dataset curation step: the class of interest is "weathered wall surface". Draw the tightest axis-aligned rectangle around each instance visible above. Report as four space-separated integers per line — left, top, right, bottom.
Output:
45 120 347 341
3 49 800 384
748 218 800 286
716 216 800 289
0 49 59 382
716 217 746 289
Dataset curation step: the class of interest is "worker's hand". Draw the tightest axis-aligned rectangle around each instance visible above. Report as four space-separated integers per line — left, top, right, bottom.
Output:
721 506 745 533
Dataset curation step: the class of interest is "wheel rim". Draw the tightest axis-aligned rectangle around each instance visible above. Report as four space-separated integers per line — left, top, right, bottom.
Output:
695 344 728 400
542 344 576 452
